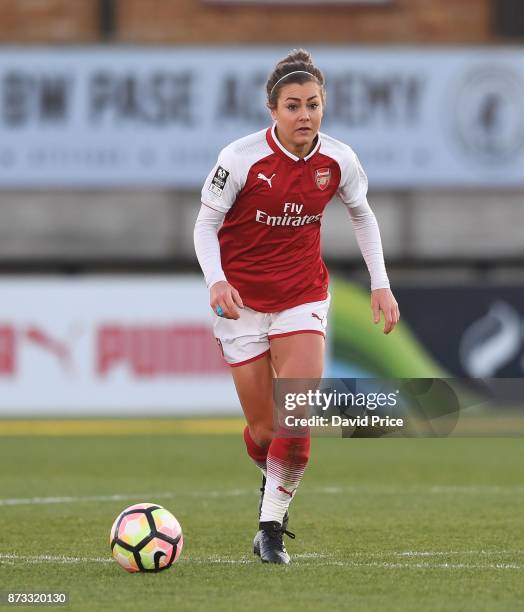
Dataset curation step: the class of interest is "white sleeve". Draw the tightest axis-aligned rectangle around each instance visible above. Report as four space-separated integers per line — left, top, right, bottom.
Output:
193 203 227 289
337 150 369 208
196 144 246 288
344 200 390 291
201 145 244 214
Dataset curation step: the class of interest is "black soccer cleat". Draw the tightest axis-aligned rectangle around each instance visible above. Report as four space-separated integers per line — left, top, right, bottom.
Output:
254 521 295 564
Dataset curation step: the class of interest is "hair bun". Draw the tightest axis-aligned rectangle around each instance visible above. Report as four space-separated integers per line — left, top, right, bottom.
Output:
278 48 314 67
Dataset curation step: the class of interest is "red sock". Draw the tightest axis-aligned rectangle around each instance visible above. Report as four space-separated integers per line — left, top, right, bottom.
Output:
243 426 269 472
267 435 310 486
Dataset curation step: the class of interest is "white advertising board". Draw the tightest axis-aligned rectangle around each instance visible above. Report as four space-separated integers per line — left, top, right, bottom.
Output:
0 46 523 187
0 276 240 416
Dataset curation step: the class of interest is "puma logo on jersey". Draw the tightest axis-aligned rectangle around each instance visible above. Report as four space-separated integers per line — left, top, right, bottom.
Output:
257 173 276 188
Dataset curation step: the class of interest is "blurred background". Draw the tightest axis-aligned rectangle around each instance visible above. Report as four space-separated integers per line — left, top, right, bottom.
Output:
0 0 523 417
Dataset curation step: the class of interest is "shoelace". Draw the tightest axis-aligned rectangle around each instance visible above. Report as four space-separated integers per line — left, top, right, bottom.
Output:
266 525 296 549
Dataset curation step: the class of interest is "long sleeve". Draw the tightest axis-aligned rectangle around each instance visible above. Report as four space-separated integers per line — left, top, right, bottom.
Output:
193 203 227 289
345 200 390 290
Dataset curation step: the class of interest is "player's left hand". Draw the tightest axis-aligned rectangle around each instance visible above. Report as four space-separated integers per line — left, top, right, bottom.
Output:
371 288 400 335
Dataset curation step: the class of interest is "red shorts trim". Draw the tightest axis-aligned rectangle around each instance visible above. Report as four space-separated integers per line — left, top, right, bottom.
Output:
229 349 271 368
268 330 326 341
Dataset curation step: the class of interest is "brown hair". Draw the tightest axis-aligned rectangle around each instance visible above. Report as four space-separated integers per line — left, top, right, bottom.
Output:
266 49 326 109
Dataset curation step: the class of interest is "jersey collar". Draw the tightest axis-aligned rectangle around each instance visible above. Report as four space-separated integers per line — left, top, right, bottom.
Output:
267 123 321 163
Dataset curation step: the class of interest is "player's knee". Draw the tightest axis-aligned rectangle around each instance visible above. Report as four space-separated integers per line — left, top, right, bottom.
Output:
250 422 274 448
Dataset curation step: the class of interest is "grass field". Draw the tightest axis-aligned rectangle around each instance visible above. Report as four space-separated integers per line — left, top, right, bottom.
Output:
0 424 523 611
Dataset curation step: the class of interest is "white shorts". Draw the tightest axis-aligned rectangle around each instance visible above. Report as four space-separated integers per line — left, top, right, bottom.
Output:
213 294 331 367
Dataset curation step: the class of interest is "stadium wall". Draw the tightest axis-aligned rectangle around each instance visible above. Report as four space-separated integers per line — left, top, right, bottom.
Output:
115 0 491 45
0 0 493 44
1 190 524 280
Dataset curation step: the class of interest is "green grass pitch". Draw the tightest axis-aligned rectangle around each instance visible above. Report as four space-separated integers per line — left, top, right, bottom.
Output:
0 430 523 611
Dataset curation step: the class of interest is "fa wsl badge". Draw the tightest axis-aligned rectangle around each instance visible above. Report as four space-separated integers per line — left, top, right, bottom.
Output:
209 166 230 196
314 168 331 191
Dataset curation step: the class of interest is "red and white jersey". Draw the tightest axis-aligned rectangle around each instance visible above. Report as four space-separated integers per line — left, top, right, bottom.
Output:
201 124 369 313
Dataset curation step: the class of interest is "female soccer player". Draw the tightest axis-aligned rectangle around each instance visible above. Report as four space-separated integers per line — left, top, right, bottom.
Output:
194 49 399 564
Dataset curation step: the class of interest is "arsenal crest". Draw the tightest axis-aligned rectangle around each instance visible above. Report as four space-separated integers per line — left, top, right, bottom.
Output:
314 168 331 191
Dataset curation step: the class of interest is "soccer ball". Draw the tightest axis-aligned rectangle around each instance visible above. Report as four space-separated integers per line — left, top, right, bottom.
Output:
110 502 183 572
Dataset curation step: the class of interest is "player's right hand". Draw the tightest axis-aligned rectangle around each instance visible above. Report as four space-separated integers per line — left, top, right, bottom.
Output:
210 281 244 320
